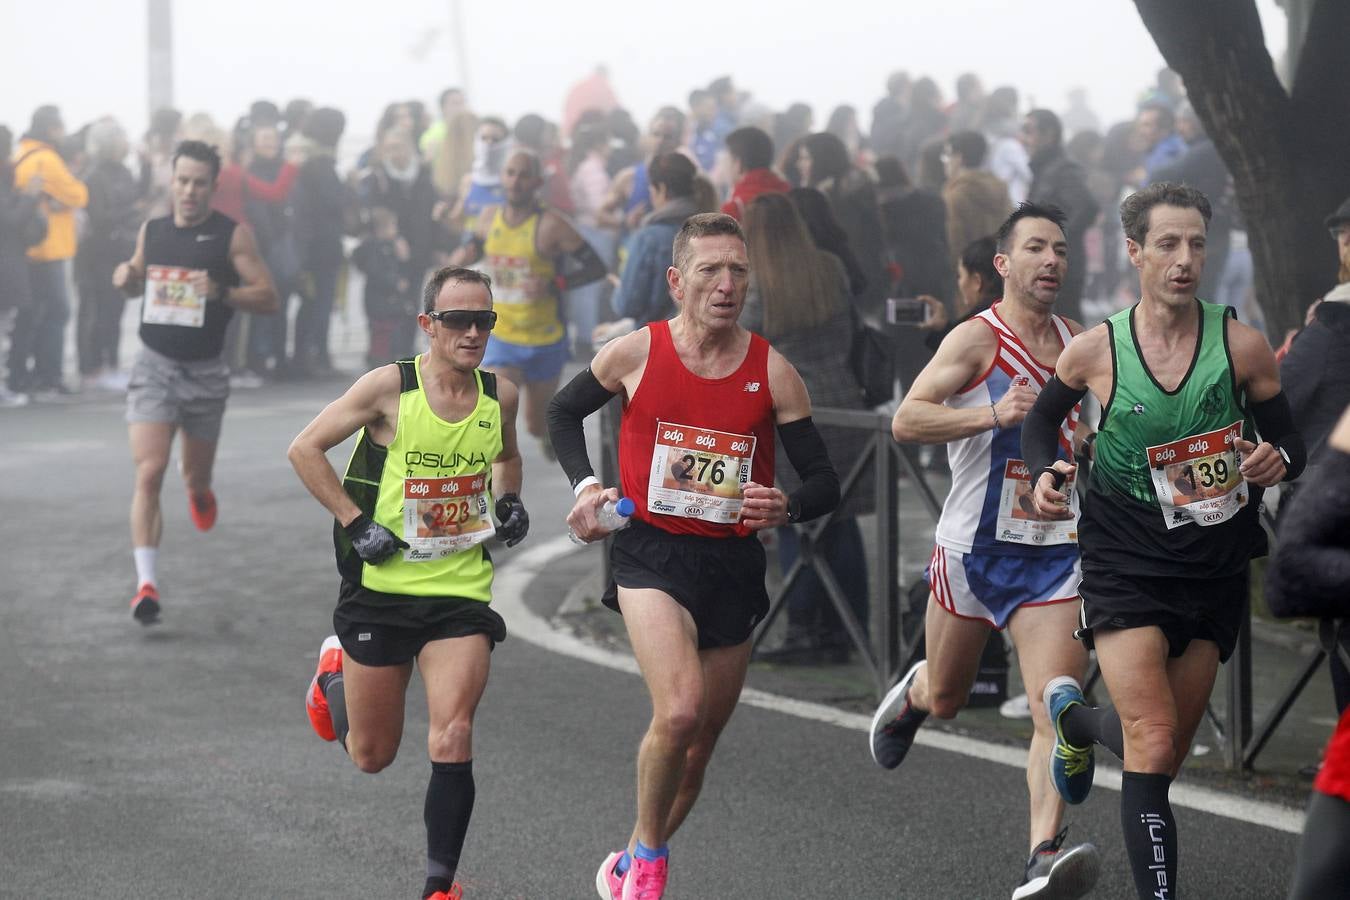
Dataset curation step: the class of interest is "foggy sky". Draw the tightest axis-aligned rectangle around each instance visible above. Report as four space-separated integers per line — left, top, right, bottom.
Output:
3 0 1288 151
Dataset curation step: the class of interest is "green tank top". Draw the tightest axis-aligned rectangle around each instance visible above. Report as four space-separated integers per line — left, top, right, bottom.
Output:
1093 300 1250 511
334 357 503 601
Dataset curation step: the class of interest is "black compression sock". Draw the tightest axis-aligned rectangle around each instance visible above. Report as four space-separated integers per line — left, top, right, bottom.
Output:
425 760 475 890
1121 771 1177 899
1061 702 1125 760
320 672 349 747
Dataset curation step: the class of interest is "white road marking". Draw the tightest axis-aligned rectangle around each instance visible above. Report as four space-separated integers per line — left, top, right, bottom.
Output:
494 535 1307 835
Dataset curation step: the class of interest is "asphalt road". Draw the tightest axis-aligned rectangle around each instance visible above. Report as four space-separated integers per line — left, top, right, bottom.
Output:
0 375 1303 899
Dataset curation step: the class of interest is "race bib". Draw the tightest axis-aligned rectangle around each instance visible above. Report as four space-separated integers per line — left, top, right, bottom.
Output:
646 421 755 524
143 265 206 327
995 459 1079 546
1146 420 1248 530
483 255 536 304
400 473 495 561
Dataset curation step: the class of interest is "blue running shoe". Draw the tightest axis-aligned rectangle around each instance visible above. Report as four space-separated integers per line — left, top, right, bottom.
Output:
869 660 929 769
1043 676 1095 805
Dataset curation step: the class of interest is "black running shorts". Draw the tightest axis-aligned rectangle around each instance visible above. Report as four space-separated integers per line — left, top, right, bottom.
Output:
1077 567 1248 662
602 520 769 650
333 580 507 667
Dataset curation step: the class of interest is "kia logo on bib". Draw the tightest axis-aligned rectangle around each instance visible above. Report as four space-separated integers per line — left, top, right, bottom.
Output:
684 506 705 517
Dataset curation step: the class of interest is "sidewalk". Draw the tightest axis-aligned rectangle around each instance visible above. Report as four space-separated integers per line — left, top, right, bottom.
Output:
525 536 1332 811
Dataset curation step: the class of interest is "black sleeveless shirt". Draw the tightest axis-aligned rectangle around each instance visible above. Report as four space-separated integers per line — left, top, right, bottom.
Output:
139 210 240 361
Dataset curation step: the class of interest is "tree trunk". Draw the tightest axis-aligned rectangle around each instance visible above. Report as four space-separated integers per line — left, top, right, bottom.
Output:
1134 0 1350 339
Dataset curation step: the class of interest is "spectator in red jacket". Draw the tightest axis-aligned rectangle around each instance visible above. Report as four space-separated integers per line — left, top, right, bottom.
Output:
721 127 789 221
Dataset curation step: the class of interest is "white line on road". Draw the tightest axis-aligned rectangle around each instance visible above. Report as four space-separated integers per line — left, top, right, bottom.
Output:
494 536 1307 835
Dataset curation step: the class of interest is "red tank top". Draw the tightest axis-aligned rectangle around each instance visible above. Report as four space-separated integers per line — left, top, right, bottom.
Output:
1316 705 1350 803
619 320 776 538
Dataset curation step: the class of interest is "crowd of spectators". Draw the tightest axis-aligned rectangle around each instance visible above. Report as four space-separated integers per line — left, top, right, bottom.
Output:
1 70 1342 534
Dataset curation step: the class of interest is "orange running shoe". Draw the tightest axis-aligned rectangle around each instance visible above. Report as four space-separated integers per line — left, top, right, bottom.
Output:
305 636 344 742
189 490 217 532
130 583 161 625
426 885 463 900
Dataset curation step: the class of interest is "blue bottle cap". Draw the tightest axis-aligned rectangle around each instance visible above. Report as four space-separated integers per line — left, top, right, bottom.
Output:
615 497 636 517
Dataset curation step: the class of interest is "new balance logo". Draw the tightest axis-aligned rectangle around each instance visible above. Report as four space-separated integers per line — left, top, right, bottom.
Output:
744 382 760 392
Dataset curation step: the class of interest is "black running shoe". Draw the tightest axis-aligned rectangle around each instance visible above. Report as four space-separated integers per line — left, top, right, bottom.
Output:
130 583 161 626
1011 828 1100 899
869 660 929 769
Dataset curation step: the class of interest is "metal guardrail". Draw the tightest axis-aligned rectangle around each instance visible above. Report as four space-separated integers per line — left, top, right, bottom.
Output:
595 400 1324 772
747 407 941 698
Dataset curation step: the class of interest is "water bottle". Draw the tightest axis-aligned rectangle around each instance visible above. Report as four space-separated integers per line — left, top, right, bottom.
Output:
569 496 635 544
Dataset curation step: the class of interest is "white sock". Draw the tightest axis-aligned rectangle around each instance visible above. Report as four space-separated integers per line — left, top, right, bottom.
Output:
133 547 157 588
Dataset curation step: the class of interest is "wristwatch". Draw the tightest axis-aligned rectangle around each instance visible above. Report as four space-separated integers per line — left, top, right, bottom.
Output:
785 495 802 524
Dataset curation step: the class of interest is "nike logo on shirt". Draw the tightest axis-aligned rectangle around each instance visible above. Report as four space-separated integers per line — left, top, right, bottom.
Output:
196 234 216 242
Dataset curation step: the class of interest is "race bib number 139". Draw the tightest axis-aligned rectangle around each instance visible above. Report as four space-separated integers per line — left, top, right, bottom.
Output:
1146 420 1248 530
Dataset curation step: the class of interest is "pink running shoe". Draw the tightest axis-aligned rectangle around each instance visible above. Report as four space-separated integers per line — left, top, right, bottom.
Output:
621 855 667 900
595 850 626 899
305 636 343 741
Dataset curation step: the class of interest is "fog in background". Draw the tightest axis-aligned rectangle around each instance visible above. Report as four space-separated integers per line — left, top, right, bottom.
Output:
3 0 1287 150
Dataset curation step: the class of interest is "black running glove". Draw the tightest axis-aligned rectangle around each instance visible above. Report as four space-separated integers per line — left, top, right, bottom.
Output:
495 493 530 547
344 514 409 564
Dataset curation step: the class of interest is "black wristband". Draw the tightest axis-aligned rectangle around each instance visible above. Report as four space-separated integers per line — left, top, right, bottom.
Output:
1021 375 1087 475
1036 466 1067 490
343 513 373 538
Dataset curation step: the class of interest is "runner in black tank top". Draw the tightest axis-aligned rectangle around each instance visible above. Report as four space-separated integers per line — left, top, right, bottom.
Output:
112 140 278 625
139 208 239 361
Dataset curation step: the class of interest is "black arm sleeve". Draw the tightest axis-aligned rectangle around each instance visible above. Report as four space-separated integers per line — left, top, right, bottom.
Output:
777 417 840 523
1250 391 1306 481
1020 376 1087 480
545 368 617 490
556 237 608 291
1265 449 1350 618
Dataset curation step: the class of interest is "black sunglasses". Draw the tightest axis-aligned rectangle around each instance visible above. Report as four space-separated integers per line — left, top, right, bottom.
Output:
427 309 497 331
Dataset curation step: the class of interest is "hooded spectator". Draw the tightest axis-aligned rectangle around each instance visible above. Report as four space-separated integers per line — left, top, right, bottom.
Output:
9 105 88 397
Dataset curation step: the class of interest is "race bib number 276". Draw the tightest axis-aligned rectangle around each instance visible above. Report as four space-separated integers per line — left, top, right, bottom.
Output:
645 421 756 524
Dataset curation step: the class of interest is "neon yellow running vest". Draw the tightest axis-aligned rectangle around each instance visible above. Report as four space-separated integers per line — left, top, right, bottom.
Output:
334 357 502 601
479 207 562 346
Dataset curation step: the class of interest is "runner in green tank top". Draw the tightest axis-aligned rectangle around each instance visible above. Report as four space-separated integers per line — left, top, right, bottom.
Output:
288 266 528 900
1091 298 1252 518
1018 184 1306 900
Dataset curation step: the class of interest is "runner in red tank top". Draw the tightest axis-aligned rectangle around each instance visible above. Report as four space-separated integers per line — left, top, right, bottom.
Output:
548 213 839 899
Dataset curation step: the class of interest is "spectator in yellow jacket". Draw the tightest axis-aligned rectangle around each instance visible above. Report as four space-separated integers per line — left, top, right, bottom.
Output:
9 105 87 397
